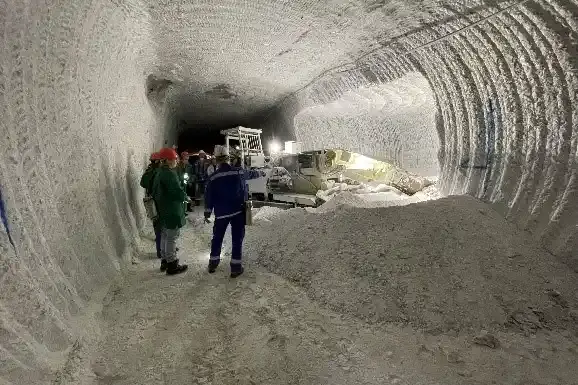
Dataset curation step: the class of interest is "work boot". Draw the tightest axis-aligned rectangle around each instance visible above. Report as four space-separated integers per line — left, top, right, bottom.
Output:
208 261 219 274
166 260 188 275
230 266 244 279
160 259 167 272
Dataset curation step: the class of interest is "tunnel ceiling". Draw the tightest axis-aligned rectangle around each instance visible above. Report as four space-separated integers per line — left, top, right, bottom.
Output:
147 0 494 125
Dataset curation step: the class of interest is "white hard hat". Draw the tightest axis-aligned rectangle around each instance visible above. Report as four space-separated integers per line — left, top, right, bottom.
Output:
214 145 230 158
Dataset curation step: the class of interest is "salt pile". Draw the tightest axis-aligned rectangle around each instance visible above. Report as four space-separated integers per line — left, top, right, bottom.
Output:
252 206 285 222
314 191 369 213
412 184 443 201
246 196 578 334
313 184 442 213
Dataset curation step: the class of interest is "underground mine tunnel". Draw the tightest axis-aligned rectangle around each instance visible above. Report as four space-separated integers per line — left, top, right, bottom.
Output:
1 0 577 384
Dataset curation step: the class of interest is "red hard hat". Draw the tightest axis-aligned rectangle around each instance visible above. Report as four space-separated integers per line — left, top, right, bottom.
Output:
150 152 161 161
158 147 178 160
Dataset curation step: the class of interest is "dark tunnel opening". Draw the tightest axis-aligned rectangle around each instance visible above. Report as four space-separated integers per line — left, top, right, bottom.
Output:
172 99 277 154
177 124 225 154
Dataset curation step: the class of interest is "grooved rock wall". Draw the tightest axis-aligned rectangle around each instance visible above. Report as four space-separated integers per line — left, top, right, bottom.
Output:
262 0 578 270
0 1 158 383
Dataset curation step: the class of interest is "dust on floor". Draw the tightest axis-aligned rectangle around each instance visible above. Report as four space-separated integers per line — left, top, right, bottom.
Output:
89 199 577 385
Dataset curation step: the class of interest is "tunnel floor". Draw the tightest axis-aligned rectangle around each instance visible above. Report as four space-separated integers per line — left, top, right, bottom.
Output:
86 201 578 385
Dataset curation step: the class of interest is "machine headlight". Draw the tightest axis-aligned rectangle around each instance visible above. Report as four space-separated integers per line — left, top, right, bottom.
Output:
269 140 281 154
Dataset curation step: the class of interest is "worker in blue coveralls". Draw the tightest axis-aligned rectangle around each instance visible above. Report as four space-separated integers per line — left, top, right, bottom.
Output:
204 144 265 278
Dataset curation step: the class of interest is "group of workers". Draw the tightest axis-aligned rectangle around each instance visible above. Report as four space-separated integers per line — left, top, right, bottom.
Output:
140 145 264 278
174 150 217 209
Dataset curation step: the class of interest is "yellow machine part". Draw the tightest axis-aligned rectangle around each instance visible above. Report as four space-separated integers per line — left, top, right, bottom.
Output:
276 149 431 196
324 149 430 195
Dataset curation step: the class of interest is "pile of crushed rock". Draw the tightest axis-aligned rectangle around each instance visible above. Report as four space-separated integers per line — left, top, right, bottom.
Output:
245 195 578 335
252 205 285 222
313 183 443 213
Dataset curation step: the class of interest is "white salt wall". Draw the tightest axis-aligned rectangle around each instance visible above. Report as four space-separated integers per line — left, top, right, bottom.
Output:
294 72 439 177
0 1 159 383
263 0 578 270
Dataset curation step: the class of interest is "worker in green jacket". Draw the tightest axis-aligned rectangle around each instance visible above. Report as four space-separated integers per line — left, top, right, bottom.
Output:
152 147 188 275
140 152 162 259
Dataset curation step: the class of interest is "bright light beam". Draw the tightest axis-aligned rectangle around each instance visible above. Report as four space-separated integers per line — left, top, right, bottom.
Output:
269 140 281 153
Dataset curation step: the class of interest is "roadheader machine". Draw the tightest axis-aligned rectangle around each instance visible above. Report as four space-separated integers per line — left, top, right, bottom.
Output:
220 126 431 209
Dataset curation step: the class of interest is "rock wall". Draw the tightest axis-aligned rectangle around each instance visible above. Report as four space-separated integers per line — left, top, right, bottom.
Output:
261 0 578 270
0 1 159 383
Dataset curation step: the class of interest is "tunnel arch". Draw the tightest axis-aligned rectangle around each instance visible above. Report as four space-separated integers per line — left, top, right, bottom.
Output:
0 0 577 382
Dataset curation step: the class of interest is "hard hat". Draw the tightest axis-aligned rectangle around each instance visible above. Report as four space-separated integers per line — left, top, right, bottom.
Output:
213 145 229 158
158 147 178 160
150 152 161 161
198 150 206 155
181 151 189 157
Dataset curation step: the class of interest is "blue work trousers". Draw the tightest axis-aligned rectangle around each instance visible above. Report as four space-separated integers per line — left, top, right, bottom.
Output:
209 212 245 272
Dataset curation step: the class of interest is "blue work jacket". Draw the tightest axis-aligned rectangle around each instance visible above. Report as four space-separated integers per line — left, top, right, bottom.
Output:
204 163 262 219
